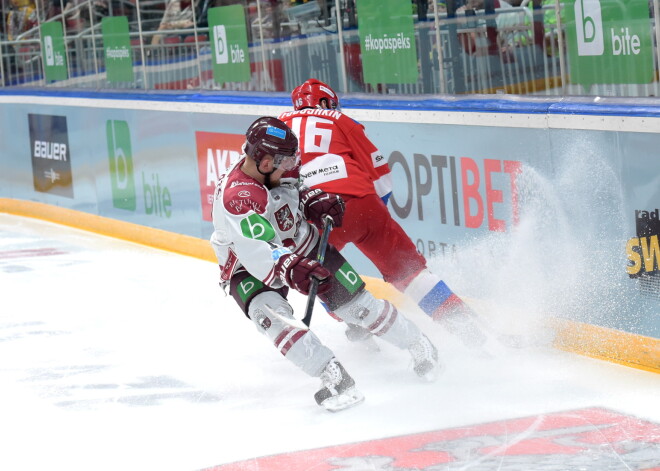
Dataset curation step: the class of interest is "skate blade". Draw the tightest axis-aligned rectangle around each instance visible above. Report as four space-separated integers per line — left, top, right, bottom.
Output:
321 387 365 412
415 362 442 383
422 365 441 382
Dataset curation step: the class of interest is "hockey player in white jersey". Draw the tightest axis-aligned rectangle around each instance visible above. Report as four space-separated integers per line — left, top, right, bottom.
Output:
210 116 439 411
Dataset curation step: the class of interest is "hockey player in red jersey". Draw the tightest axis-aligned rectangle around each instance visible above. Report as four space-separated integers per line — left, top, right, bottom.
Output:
279 79 486 349
210 116 439 411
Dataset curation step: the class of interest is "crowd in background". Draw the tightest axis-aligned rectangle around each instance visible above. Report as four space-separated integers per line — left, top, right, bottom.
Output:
0 0 534 44
0 0 562 90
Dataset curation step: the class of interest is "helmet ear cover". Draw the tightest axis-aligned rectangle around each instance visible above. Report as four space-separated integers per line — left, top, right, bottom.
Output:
291 78 339 111
244 117 298 169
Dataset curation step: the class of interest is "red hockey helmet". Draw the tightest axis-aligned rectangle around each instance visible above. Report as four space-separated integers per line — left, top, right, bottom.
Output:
244 116 298 169
291 78 339 111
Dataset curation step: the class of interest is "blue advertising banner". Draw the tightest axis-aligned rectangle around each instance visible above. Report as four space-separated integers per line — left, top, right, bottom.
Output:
0 92 657 342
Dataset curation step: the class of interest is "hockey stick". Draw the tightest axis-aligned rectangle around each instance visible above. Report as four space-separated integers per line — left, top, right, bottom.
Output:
302 216 333 327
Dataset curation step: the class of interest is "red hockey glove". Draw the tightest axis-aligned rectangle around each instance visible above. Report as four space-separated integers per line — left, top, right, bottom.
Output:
300 188 344 230
276 253 331 295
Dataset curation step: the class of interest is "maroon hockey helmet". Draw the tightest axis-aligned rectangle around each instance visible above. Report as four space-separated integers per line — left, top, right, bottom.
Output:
244 116 298 169
291 78 339 111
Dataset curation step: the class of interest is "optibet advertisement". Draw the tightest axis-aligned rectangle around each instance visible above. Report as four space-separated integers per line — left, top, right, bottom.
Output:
28 113 73 198
387 149 522 257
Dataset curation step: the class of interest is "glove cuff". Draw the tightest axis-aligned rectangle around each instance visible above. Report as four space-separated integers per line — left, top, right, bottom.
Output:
300 187 324 217
275 252 299 287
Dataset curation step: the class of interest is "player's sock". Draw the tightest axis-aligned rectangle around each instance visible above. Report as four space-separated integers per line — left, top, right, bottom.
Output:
404 270 487 348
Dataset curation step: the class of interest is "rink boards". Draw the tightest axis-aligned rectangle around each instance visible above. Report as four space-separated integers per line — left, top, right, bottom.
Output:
0 90 658 372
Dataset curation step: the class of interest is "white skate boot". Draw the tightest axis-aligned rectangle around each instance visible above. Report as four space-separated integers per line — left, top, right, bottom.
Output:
314 358 365 412
408 334 441 382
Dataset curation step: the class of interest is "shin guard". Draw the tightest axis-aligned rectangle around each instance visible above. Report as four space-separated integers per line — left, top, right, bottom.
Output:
334 291 421 349
248 291 334 376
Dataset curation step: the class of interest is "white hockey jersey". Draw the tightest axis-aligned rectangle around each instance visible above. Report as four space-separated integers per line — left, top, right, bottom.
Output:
210 157 319 287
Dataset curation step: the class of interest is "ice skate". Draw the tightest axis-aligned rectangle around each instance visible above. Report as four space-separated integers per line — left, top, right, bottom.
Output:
408 334 440 382
344 323 380 352
314 358 365 412
433 296 487 349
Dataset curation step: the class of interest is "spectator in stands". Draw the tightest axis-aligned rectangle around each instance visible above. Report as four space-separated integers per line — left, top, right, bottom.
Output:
151 0 200 45
457 0 529 59
523 0 559 56
317 0 331 25
266 0 282 40
1 0 8 38
4 0 43 77
5 0 38 40
43 0 108 34
413 0 428 20
430 0 466 14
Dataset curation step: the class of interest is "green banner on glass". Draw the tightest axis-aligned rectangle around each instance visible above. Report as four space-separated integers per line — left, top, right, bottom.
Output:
357 0 418 85
102 16 134 83
208 5 251 84
565 0 654 91
40 21 68 82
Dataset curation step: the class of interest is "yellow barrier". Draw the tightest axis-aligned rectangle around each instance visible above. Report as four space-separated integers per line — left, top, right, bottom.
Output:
1 197 658 374
0 198 217 262
551 318 660 374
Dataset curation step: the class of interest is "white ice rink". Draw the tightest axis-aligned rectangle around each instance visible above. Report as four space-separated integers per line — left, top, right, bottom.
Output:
1 213 658 471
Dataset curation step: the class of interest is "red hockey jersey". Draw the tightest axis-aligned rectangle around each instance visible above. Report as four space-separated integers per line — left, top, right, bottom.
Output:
279 108 392 200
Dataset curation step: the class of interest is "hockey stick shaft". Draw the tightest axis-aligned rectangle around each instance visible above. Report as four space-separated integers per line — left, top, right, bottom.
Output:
302 216 333 327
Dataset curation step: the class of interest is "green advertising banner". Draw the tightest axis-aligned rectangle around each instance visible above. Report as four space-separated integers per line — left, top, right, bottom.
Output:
565 0 654 91
102 16 134 83
40 21 68 82
357 0 418 85
208 5 251 84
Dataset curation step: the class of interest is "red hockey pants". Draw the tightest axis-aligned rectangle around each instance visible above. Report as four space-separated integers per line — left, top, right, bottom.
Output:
329 193 427 291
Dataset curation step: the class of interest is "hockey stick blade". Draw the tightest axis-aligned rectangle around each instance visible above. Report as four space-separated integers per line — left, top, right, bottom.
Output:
471 313 545 350
302 216 333 327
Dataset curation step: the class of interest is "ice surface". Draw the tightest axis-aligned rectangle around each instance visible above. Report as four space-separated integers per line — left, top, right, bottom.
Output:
0 214 658 471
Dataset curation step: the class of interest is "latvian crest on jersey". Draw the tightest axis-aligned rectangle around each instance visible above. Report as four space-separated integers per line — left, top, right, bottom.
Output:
275 205 294 232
